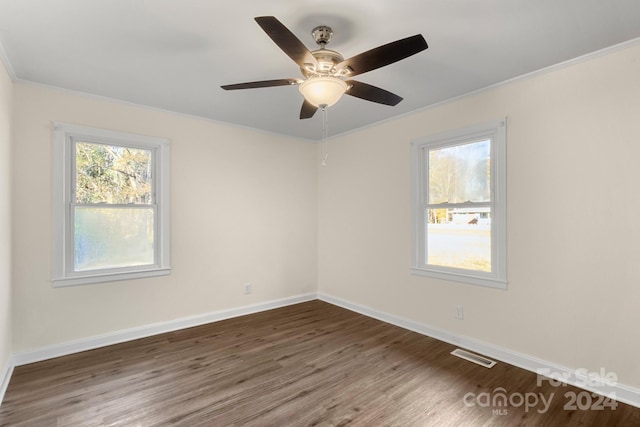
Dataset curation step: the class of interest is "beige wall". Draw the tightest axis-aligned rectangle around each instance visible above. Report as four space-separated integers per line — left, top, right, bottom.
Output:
0 60 12 375
11 83 318 351
318 44 640 388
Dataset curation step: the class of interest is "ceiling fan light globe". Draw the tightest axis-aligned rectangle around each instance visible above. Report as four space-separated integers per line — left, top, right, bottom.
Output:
299 76 348 108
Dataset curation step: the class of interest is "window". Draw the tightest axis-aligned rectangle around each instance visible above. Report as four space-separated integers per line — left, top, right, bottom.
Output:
53 123 170 287
411 119 506 288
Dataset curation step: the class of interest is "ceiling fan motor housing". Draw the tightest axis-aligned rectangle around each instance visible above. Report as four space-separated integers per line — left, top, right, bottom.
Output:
299 25 347 78
302 48 345 77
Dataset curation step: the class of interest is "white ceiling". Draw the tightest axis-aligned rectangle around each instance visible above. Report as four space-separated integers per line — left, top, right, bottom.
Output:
1 0 640 141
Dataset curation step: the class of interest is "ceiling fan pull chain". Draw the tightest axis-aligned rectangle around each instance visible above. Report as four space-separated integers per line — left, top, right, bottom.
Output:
321 106 329 167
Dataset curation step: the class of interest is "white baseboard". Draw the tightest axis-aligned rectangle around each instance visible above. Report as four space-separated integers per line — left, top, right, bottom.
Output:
12 293 317 367
0 356 14 405
318 292 640 409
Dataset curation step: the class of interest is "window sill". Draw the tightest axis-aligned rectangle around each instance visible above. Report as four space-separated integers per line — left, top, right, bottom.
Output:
52 267 172 288
411 267 507 290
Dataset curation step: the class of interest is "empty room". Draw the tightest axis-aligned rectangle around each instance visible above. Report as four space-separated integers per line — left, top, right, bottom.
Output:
1 1 640 426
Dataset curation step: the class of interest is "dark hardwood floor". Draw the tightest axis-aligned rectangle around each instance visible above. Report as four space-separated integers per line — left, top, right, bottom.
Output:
1 300 638 426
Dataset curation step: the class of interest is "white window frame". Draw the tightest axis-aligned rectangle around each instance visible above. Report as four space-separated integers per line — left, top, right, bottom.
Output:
410 119 507 289
53 123 171 287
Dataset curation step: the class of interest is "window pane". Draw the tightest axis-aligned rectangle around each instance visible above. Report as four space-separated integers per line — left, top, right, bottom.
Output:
428 139 490 204
426 209 491 272
74 207 154 271
75 142 152 204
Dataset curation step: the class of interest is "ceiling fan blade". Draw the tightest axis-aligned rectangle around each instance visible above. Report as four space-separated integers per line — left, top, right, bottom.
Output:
344 80 403 106
336 34 428 77
255 16 319 69
221 79 301 90
300 99 318 119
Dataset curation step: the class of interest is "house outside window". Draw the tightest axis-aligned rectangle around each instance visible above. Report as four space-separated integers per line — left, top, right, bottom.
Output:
53 123 171 287
411 119 507 289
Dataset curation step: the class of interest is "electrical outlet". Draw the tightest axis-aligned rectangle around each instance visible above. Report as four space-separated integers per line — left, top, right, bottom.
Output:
455 305 464 320
244 282 252 294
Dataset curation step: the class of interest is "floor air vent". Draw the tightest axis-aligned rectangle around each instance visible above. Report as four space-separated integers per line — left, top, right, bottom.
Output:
451 349 496 368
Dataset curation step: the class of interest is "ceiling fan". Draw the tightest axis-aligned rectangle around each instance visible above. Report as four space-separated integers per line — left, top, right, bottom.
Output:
221 16 428 119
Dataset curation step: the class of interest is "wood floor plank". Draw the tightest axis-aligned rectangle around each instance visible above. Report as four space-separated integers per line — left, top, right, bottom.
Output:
1 300 639 426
